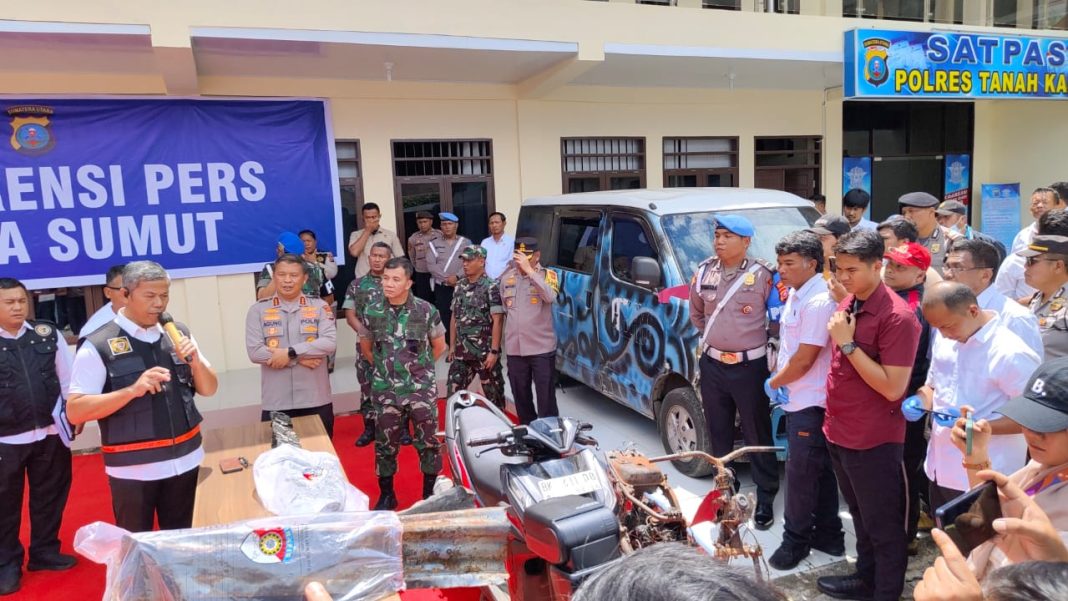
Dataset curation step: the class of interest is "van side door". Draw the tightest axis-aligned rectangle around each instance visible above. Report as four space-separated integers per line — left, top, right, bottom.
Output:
548 208 605 387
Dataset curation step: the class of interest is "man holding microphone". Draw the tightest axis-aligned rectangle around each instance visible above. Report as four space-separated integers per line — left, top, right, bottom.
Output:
68 261 218 532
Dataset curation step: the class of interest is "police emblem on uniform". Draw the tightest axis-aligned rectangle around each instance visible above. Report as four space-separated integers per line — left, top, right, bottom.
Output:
7 105 56 156
744 273 756 286
1052 299 1064 312
34 323 53 337
107 336 133 356
863 38 891 87
267 338 280 348
742 305 753 314
931 244 941 253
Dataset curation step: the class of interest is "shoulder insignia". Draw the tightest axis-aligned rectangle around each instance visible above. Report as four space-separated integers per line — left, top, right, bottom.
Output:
545 269 560 293
107 336 133 356
34 323 54 337
697 257 716 267
754 257 776 272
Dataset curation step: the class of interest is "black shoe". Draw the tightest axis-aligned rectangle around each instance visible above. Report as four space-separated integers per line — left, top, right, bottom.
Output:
399 431 413 446
768 544 809 571
26 553 76 572
422 473 438 499
753 502 774 530
811 538 846 557
816 573 874 601
0 567 19 596
374 476 398 511
354 424 375 447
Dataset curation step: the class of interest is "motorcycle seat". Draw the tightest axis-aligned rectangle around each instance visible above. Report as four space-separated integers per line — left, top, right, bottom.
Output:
457 406 527 508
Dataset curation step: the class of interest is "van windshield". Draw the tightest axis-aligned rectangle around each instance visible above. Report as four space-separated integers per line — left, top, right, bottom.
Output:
662 207 819 279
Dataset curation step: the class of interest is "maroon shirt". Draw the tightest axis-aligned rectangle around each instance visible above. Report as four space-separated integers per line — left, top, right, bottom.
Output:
823 282 921 450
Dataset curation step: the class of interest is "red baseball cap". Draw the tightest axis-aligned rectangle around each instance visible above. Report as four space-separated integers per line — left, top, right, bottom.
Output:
884 242 931 271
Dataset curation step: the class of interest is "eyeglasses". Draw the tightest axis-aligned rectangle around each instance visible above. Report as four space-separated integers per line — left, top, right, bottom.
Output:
942 265 983 274
104 285 123 291
1025 256 1060 267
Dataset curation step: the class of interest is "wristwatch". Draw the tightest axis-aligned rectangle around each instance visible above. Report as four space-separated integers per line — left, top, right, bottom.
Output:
287 347 298 359
840 341 857 356
488 349 501 356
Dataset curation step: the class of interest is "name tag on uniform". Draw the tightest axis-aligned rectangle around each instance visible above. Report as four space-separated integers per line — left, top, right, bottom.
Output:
701 285 716 291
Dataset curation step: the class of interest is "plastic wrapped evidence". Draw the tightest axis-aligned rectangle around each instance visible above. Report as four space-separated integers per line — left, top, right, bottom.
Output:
75 511 403 601
253 443 368 515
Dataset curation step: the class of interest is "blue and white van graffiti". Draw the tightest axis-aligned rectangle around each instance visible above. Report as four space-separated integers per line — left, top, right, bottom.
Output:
516 188 819 477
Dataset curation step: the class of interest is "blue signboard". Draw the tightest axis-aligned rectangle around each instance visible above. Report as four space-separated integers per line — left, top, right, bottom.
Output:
845 29 1068 99
980 183 1021 250
944 154 970 205
842 156 872 220
0 98 341 288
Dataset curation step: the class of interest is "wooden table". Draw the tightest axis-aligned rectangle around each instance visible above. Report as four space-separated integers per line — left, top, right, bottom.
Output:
192 415 339 527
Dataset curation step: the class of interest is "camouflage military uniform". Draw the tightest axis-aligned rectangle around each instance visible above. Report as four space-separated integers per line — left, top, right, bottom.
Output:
361 294 446 477
341 274 384 423
256 260 323 298
447 272 506 408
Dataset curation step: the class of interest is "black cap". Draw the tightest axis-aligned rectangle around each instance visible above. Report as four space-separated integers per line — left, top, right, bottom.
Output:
415 211 433 220
936 200 967 216
515 237 539 253
998 358 1068 433
1017 234 1068 257
898 191 940 208
807 214 851 237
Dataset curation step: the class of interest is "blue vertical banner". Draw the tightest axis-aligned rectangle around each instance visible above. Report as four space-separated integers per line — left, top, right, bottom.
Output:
843 156 873 220
980 183 1021 250
0 98 342 288
944 154 970 205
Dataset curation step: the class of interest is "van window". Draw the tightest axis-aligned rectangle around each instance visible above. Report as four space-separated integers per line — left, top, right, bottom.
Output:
610 216 658 285
556 213 602 274
662 207 818 279
516 206 555 263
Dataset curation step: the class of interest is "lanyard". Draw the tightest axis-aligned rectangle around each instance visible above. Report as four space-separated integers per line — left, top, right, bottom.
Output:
1025 468 1068 497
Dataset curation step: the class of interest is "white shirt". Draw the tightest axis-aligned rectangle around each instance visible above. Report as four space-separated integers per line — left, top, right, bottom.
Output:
70 309 209 481
79 302 117 340
1010 223 1037 254
481 233 515 280
924 314 1040 491
775 274 836 412
976 285 1044 357
0 322 73 445
994 254 1036 301
852 218 878 232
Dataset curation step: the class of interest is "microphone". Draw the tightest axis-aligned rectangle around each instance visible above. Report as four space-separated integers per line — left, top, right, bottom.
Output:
159 312 193 363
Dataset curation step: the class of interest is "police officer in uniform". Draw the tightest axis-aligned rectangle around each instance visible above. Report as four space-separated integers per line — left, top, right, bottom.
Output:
688 215 785 530
257 231 324 300
342 242 392 447
69 261 218 533
0 279 76 595
356 258 446 510
408 211 442 303
447 246 506 408
1019 234 1068 359
898 192 962 277
245 254 338 437
500 237 560 424
428 212 471 343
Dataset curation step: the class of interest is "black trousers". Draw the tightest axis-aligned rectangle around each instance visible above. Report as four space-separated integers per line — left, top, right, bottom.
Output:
782 407 842 550
260 402 335 439
413 271 434 303
698 354 779 502
0 435 71 569
829 442 908 601
434 284 456 343
904 417 931 541
108 467 199 532
507 352 558 425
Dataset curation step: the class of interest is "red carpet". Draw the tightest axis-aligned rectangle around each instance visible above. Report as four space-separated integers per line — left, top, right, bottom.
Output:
15 409 481 601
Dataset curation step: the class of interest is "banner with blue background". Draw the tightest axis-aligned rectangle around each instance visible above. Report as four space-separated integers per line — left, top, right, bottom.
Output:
845 28 1068 99
0 98 341 288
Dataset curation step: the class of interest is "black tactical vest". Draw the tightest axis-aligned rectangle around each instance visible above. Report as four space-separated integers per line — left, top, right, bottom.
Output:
0 321 61 437
86 321 203 467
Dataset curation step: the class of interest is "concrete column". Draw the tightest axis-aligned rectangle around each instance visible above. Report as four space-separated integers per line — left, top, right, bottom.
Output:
962 0 989 26
1016 0 1034 28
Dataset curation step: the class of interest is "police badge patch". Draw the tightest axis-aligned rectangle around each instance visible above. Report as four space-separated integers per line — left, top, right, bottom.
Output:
7 105 56 156
107 336 133 356
34 323 53 337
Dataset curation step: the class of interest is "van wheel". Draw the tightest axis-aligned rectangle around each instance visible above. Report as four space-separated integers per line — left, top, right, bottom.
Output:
658 387 714 478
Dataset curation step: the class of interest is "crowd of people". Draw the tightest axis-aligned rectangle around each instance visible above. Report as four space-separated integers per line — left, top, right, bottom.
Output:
3 184 1068 600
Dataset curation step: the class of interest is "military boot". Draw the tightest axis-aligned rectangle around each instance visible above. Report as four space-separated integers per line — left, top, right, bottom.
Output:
422 473 438 499
374 476 398 511
354 419 375 447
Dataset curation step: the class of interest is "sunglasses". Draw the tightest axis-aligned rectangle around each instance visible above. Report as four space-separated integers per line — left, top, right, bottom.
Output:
1025 256 1060 267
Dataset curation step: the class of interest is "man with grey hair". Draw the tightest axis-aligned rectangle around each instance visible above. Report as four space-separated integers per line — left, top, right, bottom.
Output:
69 261 218 532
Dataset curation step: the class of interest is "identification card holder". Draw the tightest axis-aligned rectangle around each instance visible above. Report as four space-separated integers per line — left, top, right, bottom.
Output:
219 456 249 474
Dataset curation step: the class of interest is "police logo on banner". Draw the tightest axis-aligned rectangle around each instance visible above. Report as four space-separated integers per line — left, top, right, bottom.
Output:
863 38 891 86
7 105 56 156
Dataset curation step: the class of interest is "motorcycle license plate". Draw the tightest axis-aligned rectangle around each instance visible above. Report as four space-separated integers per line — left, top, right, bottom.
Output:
537 470 601 499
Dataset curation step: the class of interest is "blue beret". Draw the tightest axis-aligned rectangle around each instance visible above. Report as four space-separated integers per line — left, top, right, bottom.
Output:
277 231 304 255
439 212 459 222
714 214 755 237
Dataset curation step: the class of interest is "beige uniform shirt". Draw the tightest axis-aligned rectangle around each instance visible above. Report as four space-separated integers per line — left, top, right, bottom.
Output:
348 227 405 279
1029 282 1068 359
501 264 559 356
918 224 962 277
408 229 443 273
428 235 471 284
244 295 337 411
688 257 781 352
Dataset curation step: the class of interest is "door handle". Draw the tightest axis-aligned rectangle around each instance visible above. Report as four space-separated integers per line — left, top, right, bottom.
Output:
585 291 593 306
